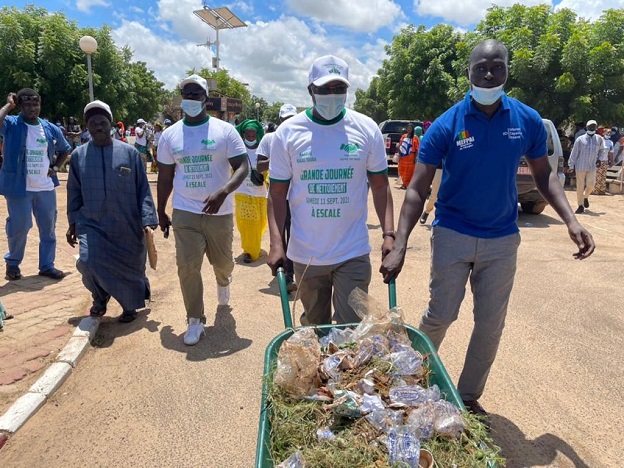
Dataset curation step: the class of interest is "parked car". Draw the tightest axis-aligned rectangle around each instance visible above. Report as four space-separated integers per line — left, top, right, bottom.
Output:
516 118 565 214
379 119 423 164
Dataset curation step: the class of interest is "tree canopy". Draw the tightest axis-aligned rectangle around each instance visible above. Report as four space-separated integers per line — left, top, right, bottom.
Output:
355 6 624 128
0 5 165 124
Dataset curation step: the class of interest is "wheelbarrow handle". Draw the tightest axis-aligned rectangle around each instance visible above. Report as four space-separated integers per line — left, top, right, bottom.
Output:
276 267 294 329
388 278 397 309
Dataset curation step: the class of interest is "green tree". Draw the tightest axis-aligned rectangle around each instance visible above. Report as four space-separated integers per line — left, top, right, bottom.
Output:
353 76 388 123
0 5 165 124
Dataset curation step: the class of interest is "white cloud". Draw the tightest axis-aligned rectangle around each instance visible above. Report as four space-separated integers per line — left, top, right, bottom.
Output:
554 0 612 21
286 0 401 33
75 0 111 13
414 0 551 27
112 13 386 108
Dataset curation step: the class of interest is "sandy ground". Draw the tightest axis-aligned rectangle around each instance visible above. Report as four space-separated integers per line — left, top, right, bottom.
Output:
1 178 622 467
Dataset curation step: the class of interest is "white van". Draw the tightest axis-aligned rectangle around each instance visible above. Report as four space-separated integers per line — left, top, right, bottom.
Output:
516 118 564 214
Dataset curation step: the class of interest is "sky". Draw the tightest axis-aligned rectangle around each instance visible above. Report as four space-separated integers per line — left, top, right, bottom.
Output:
6 0 615 107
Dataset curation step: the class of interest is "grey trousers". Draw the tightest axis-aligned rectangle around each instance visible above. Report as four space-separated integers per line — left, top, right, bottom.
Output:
293 254 371 325
420 226 520 401
172 209 234 322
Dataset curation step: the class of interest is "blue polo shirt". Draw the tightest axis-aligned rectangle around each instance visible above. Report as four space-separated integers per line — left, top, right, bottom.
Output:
418 93 547 238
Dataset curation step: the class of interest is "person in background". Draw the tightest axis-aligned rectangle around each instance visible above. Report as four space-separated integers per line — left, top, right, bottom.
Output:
0 89 71 281
157 74 248 346
234 119 267 264
114 121 126 142
397 123 419 190
66 116 82 150
66 100 158 323
568 119 606 213
380 40 594 424
258 103 298 290
592 127 609 195
134 118 148 168
268 55 394 326
151 122 162 173
80 124 90 144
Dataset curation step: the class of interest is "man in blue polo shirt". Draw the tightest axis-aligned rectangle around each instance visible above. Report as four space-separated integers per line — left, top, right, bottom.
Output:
380 39 595 423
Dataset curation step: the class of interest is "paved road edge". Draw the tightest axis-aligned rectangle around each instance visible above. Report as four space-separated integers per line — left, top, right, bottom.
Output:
0 316 100 448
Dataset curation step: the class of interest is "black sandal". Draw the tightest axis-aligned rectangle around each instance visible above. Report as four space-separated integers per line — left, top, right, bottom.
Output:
118 310 138 323
89 306 106 317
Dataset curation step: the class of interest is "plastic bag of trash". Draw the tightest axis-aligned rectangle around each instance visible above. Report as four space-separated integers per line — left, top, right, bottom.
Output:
385 344 424 376
355 334 390 366
384 425 421 467
319 328 355 347
433 400 466 438
389 384 440 407
406 401 436 440
348 288 409 343
360 393 386 414
276 450 305 468
274 328 321 397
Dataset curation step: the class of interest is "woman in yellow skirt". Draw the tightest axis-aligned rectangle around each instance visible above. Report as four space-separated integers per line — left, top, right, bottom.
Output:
235 119 267 263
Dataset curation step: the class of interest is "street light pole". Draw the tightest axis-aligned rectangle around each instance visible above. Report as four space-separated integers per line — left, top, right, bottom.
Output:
255 102 260 121
79 36 98 102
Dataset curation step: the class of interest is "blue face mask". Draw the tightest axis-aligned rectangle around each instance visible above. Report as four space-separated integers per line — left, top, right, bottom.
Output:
313 93 347 120
470 83 505 106
181 99 204 117
244 138 257 147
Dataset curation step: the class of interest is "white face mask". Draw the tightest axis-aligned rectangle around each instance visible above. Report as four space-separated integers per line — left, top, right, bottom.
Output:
180 99 204 117
244 138 257 147
313 93 347 120
586 130 596 136
470 83 505 106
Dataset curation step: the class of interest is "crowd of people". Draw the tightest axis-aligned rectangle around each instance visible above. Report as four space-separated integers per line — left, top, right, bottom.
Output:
0 41 600 425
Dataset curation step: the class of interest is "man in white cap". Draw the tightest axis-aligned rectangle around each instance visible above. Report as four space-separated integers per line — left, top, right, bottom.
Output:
568 119 606 213
258 103 298 289
157 74 248 345
267 56 395 325
134 118 148 168
66 100 158 323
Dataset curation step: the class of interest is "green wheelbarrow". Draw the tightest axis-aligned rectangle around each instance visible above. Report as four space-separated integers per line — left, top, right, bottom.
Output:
254 267 468 467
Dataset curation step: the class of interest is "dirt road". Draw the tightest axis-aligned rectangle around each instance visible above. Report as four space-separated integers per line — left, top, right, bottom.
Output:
1 181 622 467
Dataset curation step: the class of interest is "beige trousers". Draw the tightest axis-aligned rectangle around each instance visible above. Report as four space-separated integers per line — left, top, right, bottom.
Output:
172 209 234 322
575 170 596 206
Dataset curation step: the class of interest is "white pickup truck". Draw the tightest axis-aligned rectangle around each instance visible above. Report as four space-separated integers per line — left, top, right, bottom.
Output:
516 118 565 214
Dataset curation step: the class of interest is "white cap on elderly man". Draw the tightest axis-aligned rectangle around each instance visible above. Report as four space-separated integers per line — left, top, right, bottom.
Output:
586 119 597 127
308 55 350 87
179 74 209 93
83 100 113 121
279 104 297 119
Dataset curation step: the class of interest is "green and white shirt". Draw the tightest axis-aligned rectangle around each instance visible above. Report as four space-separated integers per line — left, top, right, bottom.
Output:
269 108 387 265
158 117 246 215
25 122 53 192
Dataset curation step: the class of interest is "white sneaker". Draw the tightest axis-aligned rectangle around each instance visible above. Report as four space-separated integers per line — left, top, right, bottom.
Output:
183 318 205 346
217 284 230 306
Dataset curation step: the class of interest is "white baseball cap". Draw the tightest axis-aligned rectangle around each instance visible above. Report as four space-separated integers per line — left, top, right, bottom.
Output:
136 118 146 125
279 103 297 119
83 100 113 121
586 119 597 127
179 74 209 93
308 55 350 87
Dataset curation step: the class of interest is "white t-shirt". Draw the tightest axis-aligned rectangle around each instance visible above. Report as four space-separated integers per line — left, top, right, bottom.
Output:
135 126 147 145
158 117 246 215
269 108 387 265
236 147 267 197
256 131 275 158
25 122 53 192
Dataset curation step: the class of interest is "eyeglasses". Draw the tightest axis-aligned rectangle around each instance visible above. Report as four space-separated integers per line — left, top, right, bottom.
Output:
19 96 41 103
313 85 348 95
181 90 205 99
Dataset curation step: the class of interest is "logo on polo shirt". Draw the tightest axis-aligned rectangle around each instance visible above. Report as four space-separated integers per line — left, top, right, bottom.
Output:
455 129 475 150
503 128 522 140
201 138 216 147
339 142 361 160
36 138 47 145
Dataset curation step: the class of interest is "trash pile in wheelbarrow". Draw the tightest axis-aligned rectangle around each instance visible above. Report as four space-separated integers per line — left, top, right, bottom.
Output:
268 290 504 467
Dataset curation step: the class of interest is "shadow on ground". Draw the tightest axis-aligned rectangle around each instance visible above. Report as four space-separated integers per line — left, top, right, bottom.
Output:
160 305 252 361
490 413 590 468
91 308 160 348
